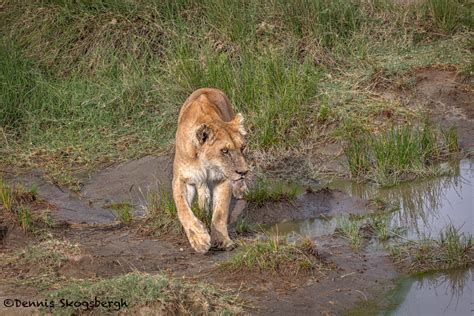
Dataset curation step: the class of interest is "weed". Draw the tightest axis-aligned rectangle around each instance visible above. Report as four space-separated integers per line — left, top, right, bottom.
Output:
426 0 472 33
108 202 133 225
220 235 324 276
0 179 13 212
46 272 243 314
441 126 459 153
366 214 405 241
145 186 181 236
17 206 32 232
245 178 303 207
389 224 473 273
335 216 365 249
235 217 254 235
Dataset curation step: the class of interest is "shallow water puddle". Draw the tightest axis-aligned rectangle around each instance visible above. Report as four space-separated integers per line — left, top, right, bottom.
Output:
268 159 472 240
388 267 472 316
265 159 473 315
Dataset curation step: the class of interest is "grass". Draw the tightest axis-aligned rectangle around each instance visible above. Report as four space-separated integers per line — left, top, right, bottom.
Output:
108 202 133 225
335 216 365 249
3 237 81 291
335 213 406 249
245 178 303 207
234 217 254 235
344 123 459 186
45 272 243 314
144 186 181 236
220 235 325 277
0 178 51 233
0 178 13 212
0 0 471 187
389 224 473 273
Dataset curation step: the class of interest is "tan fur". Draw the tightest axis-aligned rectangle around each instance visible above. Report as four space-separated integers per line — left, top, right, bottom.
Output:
172 88 249 253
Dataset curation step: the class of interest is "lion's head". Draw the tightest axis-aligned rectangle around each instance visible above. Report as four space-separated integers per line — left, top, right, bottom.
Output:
195 113 249 198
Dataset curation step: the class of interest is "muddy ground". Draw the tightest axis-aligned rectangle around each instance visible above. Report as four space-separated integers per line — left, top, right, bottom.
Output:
0 68 472 315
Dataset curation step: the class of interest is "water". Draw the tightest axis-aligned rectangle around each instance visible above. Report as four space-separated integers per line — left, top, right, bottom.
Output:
265 159 473 315
268 159 473 241
388 268 472 316
330 159 473 240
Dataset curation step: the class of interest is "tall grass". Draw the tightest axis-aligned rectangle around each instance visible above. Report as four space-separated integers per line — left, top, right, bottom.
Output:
344 124 459 186
0 0 471 185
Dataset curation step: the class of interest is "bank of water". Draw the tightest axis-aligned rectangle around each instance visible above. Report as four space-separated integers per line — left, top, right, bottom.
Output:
266 159 473 315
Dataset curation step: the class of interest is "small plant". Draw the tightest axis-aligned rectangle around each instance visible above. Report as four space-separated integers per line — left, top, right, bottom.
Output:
441 127 459 153
389 224 473 273
366 214 405 241
0 179 13 212
145 187 181 236
235 217 254 234
245 178 303 207
220 235 324 276
109 202 133 225
17 206 32 232
335 216 365 249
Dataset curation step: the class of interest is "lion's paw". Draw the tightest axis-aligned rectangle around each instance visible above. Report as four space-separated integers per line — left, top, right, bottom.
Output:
187 226 211 254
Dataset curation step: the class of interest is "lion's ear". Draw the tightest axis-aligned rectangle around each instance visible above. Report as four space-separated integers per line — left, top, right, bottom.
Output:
196 124 213 145
232 113 247 136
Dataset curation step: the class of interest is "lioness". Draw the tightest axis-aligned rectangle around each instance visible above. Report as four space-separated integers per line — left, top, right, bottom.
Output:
172 88 249 254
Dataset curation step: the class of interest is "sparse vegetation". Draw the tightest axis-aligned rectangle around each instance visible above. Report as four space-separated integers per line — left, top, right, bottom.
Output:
344 124 459 186
0 178 51 233
235 217 254 235
335 216 365 249
389 224 473 273
220 235 325 277
245 178 303 207
3 238 81 290
144 186 181 236
108 202 133 225
46 272 243 315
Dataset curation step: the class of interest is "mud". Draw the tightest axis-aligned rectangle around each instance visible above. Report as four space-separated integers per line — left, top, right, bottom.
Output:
243 188 375 226
415 69 474 153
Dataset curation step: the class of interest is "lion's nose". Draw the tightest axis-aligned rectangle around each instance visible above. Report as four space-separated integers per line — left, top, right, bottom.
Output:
235 169 248 177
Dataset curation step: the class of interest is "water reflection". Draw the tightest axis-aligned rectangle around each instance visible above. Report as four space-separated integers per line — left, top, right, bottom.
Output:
389 268 472 316
330 159 473 239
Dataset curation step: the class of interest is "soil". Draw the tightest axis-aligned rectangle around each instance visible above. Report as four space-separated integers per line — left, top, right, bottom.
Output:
0 68 470 315
0 155 397 316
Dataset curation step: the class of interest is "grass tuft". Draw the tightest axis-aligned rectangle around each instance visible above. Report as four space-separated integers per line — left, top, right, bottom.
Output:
108 202 133 225
220 235 325 277
144 186 181 236
245 178 303 207
46 272 243 314
389 224 473 273
344 123 459 186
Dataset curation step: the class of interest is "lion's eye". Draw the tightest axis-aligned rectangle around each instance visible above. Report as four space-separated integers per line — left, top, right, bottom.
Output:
221 148 229 155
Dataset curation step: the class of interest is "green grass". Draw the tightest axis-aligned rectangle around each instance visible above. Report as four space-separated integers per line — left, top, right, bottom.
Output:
4 238 81 290
335 216 365 249
0 178 13 212
0 0 472 186
108 202 133 225
144 186 181 236
46 272 243 315
389 224 473 273
220 235 325 277
234 217 254 235
245 178 303 207
17 205 32 232
344 123 459 186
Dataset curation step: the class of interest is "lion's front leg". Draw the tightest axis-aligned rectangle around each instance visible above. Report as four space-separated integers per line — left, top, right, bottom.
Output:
210 180 235 250
172 178 211 254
